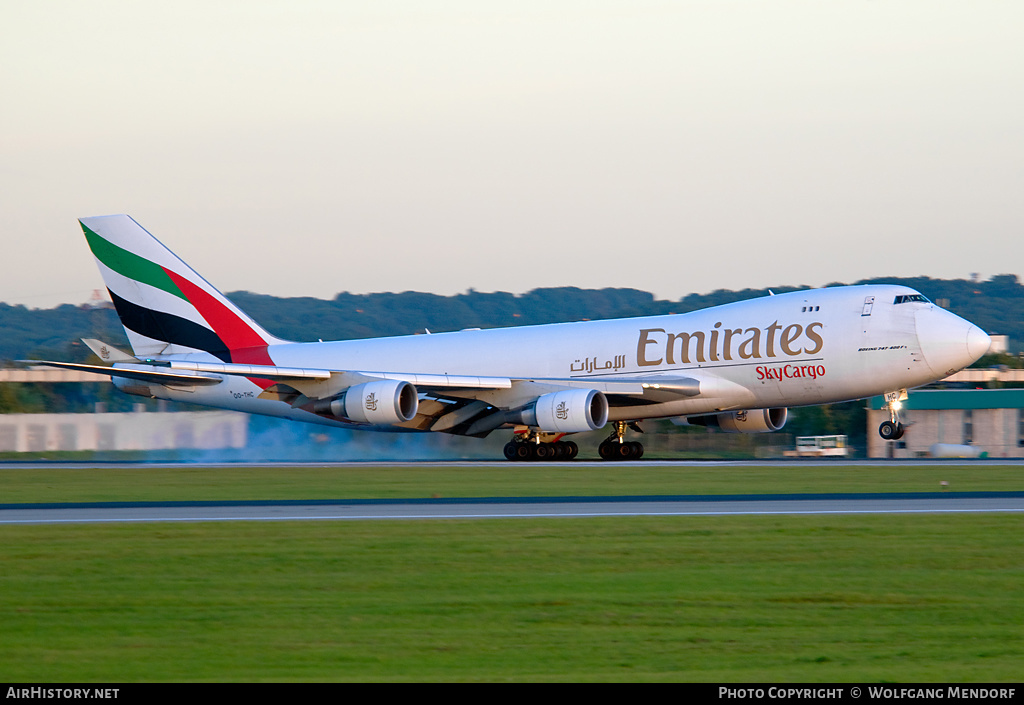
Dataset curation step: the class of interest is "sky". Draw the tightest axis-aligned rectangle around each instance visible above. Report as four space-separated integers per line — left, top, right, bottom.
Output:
3 1 1023 310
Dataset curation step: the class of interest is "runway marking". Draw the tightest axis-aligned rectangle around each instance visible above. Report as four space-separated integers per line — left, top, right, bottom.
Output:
4 490 1023 524
3 506 1023 524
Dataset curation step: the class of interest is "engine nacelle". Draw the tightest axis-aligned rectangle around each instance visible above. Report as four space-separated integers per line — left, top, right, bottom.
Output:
684 408 788 434
531 389 609 433
325 379 419 426
113 377 158 398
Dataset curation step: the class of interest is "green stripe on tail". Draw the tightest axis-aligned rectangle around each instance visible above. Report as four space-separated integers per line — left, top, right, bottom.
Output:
81 223 187 301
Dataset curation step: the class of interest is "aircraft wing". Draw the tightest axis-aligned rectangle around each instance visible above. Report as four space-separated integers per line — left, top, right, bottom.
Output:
24 358 517 390
405 373 703 437
29 357 704 402
269 368 700 404
39 337 703 400
330 370 700 398
157 360 706 435
289 371 705 436
28 355 705 437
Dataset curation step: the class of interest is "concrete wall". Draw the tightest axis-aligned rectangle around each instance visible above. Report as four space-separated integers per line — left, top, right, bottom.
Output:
0 410 248 453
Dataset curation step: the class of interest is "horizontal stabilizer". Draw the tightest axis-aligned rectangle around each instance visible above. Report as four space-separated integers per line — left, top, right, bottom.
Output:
23 361 223 386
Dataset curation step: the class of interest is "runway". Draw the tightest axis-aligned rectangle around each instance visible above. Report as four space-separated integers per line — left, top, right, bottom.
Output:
4 458 1024 469
3 491 1023 524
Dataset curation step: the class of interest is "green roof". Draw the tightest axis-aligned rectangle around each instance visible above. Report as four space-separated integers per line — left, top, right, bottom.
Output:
869 389 1024 410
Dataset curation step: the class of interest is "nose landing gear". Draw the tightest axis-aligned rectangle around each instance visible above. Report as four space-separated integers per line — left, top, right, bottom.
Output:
878 420 904 440
879 389 908 441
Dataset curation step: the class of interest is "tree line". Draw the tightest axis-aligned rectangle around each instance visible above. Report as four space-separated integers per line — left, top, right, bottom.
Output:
3 274 1020 363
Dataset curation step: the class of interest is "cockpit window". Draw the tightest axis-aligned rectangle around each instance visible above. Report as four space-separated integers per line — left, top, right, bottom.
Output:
893 294 930 304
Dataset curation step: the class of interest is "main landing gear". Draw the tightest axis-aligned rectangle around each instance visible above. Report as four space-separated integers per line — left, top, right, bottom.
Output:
598 420 645 461
502 421 647 461
503 431 579 462
878 389 907 441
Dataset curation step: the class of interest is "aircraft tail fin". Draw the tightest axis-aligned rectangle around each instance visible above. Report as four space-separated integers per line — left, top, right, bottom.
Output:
79 215 286 362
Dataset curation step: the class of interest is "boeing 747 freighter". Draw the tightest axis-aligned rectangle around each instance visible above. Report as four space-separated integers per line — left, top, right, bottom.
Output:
34 215 991 460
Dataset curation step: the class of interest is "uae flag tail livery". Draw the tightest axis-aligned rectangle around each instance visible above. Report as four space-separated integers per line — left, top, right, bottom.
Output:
80 215 284 366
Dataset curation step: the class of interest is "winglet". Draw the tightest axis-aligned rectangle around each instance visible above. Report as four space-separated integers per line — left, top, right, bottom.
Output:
19 360 223 386
82 338 138 363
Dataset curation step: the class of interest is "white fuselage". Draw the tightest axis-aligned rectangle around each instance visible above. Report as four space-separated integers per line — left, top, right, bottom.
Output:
129 284 989 430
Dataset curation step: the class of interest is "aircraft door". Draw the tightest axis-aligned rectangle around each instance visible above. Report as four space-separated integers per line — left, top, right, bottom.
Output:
860 295 876 345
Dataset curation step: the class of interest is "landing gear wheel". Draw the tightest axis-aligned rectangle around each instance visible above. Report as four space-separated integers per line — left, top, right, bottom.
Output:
503 442 519 461
879 421 905 441
564 441 579 460
514 444 534 461
553 441 577 460
599 441 617 460
629 441 644 459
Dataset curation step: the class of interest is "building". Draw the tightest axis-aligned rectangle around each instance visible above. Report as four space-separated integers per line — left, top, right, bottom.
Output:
868 389 1024 459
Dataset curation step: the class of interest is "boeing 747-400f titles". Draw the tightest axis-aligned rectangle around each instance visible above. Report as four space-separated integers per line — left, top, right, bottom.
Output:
34 215 991 461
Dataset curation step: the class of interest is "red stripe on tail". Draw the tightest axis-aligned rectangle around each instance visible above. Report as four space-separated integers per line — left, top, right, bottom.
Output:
164 269 276 387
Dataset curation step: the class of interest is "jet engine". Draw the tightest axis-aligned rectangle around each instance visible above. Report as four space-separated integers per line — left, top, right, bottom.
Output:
320 379 419 426
682 408 788 433
513 389 609 433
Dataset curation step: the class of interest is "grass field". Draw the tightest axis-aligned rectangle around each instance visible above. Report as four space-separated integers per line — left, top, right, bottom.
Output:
1 463 1022 682
2 462 1022 503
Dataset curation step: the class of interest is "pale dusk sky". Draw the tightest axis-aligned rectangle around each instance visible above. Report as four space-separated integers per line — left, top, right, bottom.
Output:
3 1 1022 309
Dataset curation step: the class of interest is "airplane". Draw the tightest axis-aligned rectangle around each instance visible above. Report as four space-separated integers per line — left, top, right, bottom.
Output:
32 215 991 461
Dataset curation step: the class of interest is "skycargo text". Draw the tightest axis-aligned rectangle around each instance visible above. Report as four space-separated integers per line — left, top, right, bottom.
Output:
756 364 826 381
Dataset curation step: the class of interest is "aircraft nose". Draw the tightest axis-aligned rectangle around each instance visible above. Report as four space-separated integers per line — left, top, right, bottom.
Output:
967 323 992 362
916 307 990 377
